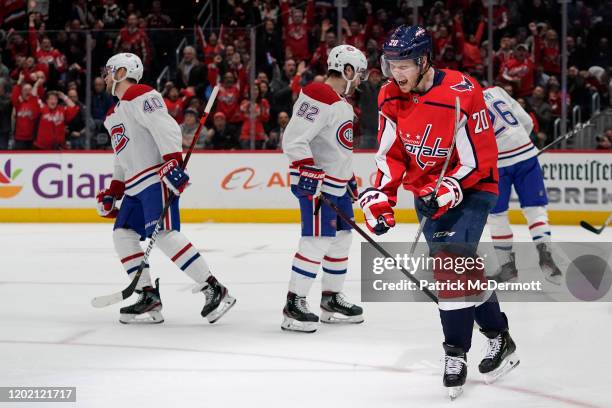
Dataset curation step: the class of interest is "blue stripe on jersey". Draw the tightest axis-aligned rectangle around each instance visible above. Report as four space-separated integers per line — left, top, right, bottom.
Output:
126 171 159 190
322 181 345 189
322 266 347 275
498 145 536 160
493 246 513 251
127 264 150 274
292 265 317 278
180 253 201 271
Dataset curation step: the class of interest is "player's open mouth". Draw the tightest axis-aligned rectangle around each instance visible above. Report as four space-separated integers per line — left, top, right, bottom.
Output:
398 79 408 86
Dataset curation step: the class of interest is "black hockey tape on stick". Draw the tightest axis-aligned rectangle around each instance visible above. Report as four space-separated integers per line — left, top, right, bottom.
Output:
318 193 439 303
580 213 612 235
91 86 220 308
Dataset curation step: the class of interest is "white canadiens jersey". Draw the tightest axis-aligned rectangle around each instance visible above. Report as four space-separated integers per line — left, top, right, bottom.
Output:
484 86 538 168
104 84 183 196
282 82 355 197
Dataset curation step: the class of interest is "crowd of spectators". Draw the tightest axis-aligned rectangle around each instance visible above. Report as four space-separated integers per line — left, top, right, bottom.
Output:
0 0 610 151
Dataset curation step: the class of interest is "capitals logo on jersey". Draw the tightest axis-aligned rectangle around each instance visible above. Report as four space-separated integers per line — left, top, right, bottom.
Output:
336 120 353 150
399 124 449 169
450 75 474 92
110 124 129 154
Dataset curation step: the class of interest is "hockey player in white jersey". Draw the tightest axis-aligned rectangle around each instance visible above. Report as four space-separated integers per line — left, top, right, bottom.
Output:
484 86 562 284
96 53 236 324
281 45 368 333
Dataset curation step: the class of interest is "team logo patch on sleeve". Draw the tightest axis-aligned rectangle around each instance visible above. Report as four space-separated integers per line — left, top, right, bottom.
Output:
450 76 474 92
336 120 354 150
111 124 129 154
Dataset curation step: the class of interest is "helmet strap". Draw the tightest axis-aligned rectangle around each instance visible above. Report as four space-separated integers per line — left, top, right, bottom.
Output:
413 55 432 92
111 68 127 97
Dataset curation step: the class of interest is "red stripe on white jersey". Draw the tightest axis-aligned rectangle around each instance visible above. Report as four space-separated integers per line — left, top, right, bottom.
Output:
529 221 546 230
491 234 513 240
295 253 321 264
121 252 144 263
171 243 193 262
323 255 348 262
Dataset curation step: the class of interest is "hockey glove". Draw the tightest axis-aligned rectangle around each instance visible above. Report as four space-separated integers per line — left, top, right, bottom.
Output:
158 158 190 195
96 180 125 218
296 165 325 199
358 188 396 235
347 174 359 202
416 177 463 220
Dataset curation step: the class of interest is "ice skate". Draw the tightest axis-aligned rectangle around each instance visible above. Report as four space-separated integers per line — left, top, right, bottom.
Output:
281 292 319 333
490 252 518 284
119 278 164 324
320 291 364 324
479 328 520 384
537 243 562 285
443 343 467 400
199 276 236 323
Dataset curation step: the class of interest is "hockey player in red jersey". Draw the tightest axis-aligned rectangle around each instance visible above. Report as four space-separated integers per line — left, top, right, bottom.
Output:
358 26 519 398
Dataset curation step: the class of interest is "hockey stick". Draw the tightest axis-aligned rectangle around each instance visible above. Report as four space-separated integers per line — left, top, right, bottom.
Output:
580 213 612 235
91 86 220 308
537 119 591 156
319 194 438 303
408 96 466 257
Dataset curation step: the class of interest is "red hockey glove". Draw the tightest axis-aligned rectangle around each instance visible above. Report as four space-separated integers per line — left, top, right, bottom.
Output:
96 180 125 218
416 177 463 220
358 188 396 235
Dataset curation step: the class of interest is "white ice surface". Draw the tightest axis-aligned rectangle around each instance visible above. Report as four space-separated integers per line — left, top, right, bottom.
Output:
1 223 611 408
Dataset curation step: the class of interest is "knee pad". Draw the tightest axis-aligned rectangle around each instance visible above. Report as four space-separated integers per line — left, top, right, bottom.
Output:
113 228 142 255
297 236 334 260
488 211 512 237
522 206 548 226
327 230 352 257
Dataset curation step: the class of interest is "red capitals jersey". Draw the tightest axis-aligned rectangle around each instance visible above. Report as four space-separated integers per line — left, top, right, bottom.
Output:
375 69 498 205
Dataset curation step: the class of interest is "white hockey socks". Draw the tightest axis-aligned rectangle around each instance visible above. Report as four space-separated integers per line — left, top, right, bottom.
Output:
289 236 333 297
488 211 514 265
113 228 152 290
523 206 551 244
156 230 212 285
321 231 352 293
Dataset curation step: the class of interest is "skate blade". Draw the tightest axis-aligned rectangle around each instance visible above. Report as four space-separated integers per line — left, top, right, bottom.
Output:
206 295 236 324
320 310 364 324
281 316 318 333
119 310 164 324
483 352 520 384
544 271 562 286
447 386 463 400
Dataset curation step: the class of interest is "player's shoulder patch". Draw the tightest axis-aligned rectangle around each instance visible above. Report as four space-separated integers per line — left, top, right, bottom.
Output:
121 84 155 101
302 82 341 105
449 74 475 92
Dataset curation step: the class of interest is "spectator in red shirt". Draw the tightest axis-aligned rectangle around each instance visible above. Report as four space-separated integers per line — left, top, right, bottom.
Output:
239 84 270 150
216 72 243 133
163 83 194 125
310 20 337 74
500 43 536 98
11 56 48 86
280 0 314 63
28 14 67 75
10 74 44 150
114 13 150 68
344 20 366 51
535 29 561 76
34 91 80 150
454 15 485 72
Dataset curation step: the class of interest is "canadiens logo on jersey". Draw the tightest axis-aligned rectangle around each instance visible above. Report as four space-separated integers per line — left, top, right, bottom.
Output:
400 123 449 169
336 120 353 150
450 75 474 92
111 124 129 154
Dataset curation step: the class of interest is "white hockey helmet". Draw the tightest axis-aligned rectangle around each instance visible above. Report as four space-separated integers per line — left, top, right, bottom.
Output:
327 44 368 94
104 53 144 96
